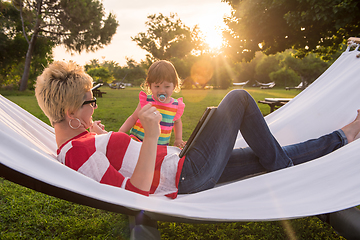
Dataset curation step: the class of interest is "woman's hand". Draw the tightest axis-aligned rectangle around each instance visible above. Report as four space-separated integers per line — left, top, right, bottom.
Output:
89 120 107 134
129 103 162 192
137 103 162 140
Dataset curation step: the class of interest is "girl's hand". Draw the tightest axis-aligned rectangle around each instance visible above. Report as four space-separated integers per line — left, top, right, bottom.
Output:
174 139 186 148
138 103 162 139
90 120 107 134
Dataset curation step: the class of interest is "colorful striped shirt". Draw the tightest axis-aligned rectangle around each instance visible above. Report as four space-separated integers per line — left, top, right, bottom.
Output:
130 91 185 145
57 131 186 198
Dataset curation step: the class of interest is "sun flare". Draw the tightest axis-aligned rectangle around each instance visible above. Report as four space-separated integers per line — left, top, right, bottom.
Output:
203 29 224 50
198 16 226 51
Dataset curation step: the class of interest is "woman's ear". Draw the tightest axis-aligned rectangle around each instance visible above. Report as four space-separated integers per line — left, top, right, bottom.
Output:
66 109 75 119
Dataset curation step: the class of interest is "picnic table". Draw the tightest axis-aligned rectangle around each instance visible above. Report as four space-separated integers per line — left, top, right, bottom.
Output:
93 88 107 98
92 83 107 98
258 98 292 113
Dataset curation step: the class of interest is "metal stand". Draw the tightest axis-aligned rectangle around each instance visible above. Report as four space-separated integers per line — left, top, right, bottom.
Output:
129 211 161 240
317 207 360 240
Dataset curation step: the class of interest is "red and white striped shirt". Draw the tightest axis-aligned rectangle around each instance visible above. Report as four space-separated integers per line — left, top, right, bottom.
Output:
57 131 185 198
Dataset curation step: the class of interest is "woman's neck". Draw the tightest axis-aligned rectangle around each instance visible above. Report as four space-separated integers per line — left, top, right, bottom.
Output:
54 121 87 148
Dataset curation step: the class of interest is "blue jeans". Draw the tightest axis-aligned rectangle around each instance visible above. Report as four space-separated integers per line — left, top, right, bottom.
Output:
178 90 347 194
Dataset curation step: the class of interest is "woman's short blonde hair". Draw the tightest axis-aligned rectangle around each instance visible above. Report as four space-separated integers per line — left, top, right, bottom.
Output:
35 61 93 125
142 60 182 94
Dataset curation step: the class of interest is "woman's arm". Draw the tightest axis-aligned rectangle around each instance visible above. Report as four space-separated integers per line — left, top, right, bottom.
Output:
173 118 186 148
129 103 161 191
119 102 141 132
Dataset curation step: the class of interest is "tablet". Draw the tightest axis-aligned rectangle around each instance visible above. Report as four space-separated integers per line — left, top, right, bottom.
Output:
179 107 216 158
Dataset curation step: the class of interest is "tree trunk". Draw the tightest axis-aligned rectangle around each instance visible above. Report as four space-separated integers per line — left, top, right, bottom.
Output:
18 0 42 91
19 38 36 91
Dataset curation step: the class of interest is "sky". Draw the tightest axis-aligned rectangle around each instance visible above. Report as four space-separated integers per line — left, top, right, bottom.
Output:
53 0 232 66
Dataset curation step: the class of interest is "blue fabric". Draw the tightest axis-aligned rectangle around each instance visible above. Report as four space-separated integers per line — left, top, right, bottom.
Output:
178 90 346 194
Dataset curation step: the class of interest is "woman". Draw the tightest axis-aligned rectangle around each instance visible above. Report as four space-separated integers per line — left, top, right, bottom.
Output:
35 61 360 198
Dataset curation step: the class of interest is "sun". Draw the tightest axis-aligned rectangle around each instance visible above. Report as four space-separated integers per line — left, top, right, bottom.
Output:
198 19 226 51
189 4 231 52
203 29 224 50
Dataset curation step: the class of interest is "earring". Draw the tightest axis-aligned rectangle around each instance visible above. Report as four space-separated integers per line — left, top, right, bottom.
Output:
69 118 81 129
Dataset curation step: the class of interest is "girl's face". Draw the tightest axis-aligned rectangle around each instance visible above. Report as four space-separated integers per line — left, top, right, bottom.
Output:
73 91 97 129
150 81 175 103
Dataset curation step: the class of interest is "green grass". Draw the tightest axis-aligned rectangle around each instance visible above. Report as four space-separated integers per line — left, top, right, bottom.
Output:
0 87 345 239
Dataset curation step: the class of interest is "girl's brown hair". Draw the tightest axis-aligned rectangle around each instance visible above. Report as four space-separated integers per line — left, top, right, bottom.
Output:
142 60 182 94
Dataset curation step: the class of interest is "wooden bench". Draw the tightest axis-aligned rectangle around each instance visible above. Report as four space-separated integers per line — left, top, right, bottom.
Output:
93 89 107 98
258 98 292 113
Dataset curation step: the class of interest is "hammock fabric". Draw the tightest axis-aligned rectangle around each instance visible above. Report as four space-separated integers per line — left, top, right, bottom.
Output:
1 47 360 224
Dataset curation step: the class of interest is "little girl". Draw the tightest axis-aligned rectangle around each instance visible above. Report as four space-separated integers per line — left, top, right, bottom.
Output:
119 60 186 147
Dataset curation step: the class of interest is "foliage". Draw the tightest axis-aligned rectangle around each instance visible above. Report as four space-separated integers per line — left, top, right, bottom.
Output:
222 0 360 62
132 13 203 62
0 1 53 89
84 58 146 86
231 49 334 88
170 55 197 80
12 0 119 90
130 10 343 90
86 66 113 83
121 58 147 86
80 46 340 91
12 0 119 52
0 1 26 77
281 52 330 85
270 67 300 88
232 53 260 86
185 55 215 88
255 54 281 83
211 55 234 89
170 54 235 89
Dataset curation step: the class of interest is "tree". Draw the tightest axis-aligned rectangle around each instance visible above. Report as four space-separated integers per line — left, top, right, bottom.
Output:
0 1 53 88
121 58 146 85
255 54 280 83
132 13 202 62
13 0 118 91
1 1 24 76
170 56 195 80
223 0 360 62
211 55 233 89
269 67 300 88
84 58 146 86
86 66 112 83
282 52 330 85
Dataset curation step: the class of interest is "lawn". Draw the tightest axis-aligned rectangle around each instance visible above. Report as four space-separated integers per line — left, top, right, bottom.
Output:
0 87 344 239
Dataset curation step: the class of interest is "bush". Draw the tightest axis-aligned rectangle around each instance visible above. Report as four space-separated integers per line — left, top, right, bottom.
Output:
270 67 301 88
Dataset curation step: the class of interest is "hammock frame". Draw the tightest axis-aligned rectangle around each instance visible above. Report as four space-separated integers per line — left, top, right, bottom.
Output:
2 41 360 239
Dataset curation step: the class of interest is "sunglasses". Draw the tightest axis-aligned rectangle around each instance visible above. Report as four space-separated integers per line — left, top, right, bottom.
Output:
82 97 97 107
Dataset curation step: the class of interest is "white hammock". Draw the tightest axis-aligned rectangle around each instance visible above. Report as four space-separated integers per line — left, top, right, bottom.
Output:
1 47 360 223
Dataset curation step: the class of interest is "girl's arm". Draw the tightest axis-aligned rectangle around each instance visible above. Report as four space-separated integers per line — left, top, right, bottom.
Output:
129 103 161 191
173 118 186 148
119 102 141 132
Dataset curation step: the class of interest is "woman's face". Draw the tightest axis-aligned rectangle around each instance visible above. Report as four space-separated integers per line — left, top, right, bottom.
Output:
73 91 97 129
